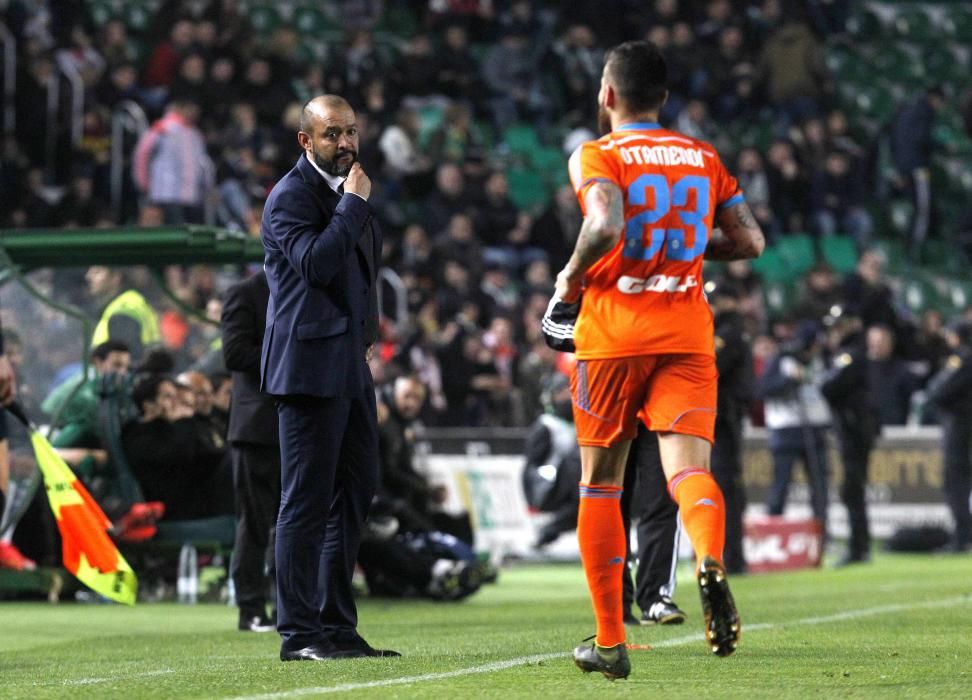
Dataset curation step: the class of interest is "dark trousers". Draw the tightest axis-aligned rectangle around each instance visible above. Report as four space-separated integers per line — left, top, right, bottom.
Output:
622 428 680 614
230 443 281 619
942 419 972 549
711 417 746 573
836 428 872 558
766 426 830 532
275 391 378 650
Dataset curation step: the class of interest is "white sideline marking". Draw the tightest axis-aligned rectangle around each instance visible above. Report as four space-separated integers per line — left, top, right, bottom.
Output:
228 594 971 699
61 669 175 686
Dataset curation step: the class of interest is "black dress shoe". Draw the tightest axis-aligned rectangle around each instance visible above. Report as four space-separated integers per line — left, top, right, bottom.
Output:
330 636 401 658
239 614 276 632
280 642 338 662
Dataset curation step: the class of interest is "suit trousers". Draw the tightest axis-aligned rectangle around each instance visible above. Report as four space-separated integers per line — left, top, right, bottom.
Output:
835 428 872 558
711 416 746 573
230 443 281 619
274 388 378 649
622 428 680 613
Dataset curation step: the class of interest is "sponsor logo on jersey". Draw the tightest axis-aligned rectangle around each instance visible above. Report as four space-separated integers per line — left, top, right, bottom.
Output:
617 274 699 294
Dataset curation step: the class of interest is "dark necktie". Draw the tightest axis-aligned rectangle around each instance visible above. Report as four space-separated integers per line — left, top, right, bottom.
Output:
337 183 345 196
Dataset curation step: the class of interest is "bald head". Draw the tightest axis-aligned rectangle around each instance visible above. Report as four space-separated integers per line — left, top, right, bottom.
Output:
299 95 352 134
297 94 359 177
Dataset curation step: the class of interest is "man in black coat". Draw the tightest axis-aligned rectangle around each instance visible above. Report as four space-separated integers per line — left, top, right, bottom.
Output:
221 270 279 632
260 95 395 661
710 284 753 574
925 321 972 552
821 315 878 565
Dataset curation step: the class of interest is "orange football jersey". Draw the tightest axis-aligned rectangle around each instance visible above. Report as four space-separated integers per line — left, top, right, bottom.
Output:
567 122 743 359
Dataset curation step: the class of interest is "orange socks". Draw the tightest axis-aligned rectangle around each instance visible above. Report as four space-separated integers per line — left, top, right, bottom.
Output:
668 468 726 567
577 483 626 647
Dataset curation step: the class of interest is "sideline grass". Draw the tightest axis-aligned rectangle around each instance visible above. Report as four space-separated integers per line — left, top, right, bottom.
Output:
2 553 971 699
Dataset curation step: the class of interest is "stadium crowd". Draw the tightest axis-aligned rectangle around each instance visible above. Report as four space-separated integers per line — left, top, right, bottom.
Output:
1 0 971 581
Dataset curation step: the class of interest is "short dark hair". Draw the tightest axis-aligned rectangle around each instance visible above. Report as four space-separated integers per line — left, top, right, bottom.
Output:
132 374 171 415
604 40 668 113
92 340 130 361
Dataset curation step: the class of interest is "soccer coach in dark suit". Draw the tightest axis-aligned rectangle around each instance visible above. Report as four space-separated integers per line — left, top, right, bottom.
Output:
260 94 396 661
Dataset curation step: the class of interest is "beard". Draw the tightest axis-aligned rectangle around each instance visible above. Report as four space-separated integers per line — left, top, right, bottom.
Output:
597 104 612 136
311 146 357 177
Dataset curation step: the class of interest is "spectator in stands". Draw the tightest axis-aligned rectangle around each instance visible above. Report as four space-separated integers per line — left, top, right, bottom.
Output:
766 138 808 233
482 30 553 136
427 102 485 167
531 183 581 271
42 340 130 478
735 148 776 239
133 100 212 225
925 320 972 552
376 375 474 544
757 12 829 134
865 324 917 427
675 99 717 143
396 33 442 105
170 53 210 109
378 107 434 198
841 250 897 329
86 266 162 363
122 374 230 521
759 321 832 534
424 162 473 236
141 19 195 90
889 86 945 260
792 263 842 325
551 23 603 127
703 24 756 123
809 149 873 248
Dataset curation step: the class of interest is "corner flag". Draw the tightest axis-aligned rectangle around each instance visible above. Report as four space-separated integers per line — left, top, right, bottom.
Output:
7 402 137 605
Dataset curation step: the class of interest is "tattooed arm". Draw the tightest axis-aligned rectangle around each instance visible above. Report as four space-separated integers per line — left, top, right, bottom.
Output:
554 182 625 302
706 201 765 261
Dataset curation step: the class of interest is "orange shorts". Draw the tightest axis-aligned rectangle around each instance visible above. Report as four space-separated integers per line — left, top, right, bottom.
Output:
570 354 717 447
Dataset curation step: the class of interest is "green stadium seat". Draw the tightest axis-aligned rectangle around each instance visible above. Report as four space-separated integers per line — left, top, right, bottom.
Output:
293 6 337 35
943 280 972 313
248 5 281 35
847 7 884 39
893 7 935 42
530 146 564 176
870 238 905 274
762 280 796 316
749 246 790 284
900 276 940 315
123 3 152 33
296 39 328 65
503 124 541 156
775 233 817 277
943 7 972 42
375 6 419 38
507 168 548 211
820 235 858 274
89 0 116 26
887 199 914 238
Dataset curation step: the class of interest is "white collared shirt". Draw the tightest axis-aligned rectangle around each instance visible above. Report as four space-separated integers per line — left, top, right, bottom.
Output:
305 154 366 201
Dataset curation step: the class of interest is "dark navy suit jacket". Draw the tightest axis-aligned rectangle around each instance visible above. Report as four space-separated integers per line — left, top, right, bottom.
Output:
260 154 381 398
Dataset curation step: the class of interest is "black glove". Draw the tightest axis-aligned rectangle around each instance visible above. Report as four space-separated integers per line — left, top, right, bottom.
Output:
541 295 581 353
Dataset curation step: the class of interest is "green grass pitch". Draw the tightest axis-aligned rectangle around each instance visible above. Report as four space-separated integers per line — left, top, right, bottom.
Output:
2 553 971 699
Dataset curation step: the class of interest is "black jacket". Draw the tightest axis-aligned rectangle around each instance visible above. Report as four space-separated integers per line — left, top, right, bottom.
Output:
821 336 878 444
221 271 278 446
